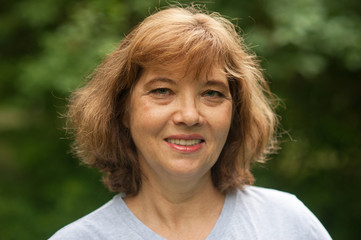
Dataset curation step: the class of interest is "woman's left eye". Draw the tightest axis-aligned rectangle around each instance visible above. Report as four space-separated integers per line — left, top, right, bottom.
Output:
203 90 225 98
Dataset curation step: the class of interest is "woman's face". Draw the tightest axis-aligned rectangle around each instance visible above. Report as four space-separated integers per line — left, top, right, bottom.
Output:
127 65 232 183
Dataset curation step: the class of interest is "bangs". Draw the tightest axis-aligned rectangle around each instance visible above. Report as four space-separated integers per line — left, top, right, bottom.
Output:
129 9 232 79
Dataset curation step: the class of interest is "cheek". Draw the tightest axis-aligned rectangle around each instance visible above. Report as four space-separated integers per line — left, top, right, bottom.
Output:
208 103 233 137
129 100 169 137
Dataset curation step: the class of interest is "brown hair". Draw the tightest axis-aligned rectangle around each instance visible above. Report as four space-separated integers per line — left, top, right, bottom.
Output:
67 6 279 195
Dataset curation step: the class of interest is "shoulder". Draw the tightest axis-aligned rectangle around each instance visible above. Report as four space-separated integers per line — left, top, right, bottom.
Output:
234 186 310 223
228 186 332 239
238 185 301 207
49 194 134 240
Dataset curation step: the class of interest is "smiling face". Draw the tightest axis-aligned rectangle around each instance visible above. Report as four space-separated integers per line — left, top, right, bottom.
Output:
127 65 233 184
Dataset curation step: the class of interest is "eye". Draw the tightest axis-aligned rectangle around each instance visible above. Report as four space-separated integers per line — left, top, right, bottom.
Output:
149 88 172 96
203 90 225 98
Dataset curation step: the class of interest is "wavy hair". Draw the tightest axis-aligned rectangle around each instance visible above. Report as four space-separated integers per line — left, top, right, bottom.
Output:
67 6 279 195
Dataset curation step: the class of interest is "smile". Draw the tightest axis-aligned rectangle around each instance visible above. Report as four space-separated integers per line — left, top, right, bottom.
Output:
165 139 203 146
164 135 205 153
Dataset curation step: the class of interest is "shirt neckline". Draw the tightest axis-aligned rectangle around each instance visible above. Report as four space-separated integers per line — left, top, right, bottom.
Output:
206 190 237 239
112 190 237 239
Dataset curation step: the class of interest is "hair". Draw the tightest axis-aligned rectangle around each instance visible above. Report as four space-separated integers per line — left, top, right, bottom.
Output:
67 6 279 195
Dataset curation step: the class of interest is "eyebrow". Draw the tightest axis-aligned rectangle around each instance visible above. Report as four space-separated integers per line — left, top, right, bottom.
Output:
144 77 177 88
144 77 229 91
205 80 229 91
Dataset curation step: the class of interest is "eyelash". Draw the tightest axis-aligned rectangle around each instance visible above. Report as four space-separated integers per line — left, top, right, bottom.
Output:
149 88 172 95
149 88 226 98
203 90 225 98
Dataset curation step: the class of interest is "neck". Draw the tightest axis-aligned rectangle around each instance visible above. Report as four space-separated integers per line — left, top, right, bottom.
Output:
124 172 225 239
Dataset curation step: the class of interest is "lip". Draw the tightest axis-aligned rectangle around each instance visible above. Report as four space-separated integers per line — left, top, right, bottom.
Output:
166 134 204 140
164 134 205 153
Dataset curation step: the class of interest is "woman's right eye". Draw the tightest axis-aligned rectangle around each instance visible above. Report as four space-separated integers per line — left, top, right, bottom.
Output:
149 88 172 96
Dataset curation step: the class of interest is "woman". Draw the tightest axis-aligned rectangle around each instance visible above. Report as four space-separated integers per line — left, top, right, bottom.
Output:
50 6 332 240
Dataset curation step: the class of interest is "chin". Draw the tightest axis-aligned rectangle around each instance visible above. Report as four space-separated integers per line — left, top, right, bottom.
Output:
164 163 211 181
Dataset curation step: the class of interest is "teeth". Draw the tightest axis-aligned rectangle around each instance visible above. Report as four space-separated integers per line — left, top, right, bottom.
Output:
166 139 202 146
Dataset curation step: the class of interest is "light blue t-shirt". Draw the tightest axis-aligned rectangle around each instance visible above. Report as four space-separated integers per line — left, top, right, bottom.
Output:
49 186 332 239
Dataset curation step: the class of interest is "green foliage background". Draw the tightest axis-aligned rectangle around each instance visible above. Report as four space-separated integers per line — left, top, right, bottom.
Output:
1 0 360 239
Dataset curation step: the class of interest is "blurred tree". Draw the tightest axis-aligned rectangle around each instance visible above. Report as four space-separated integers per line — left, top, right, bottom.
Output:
0 0 360 239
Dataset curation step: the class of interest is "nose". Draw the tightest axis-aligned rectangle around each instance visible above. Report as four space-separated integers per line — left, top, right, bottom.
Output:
173 95 202 127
